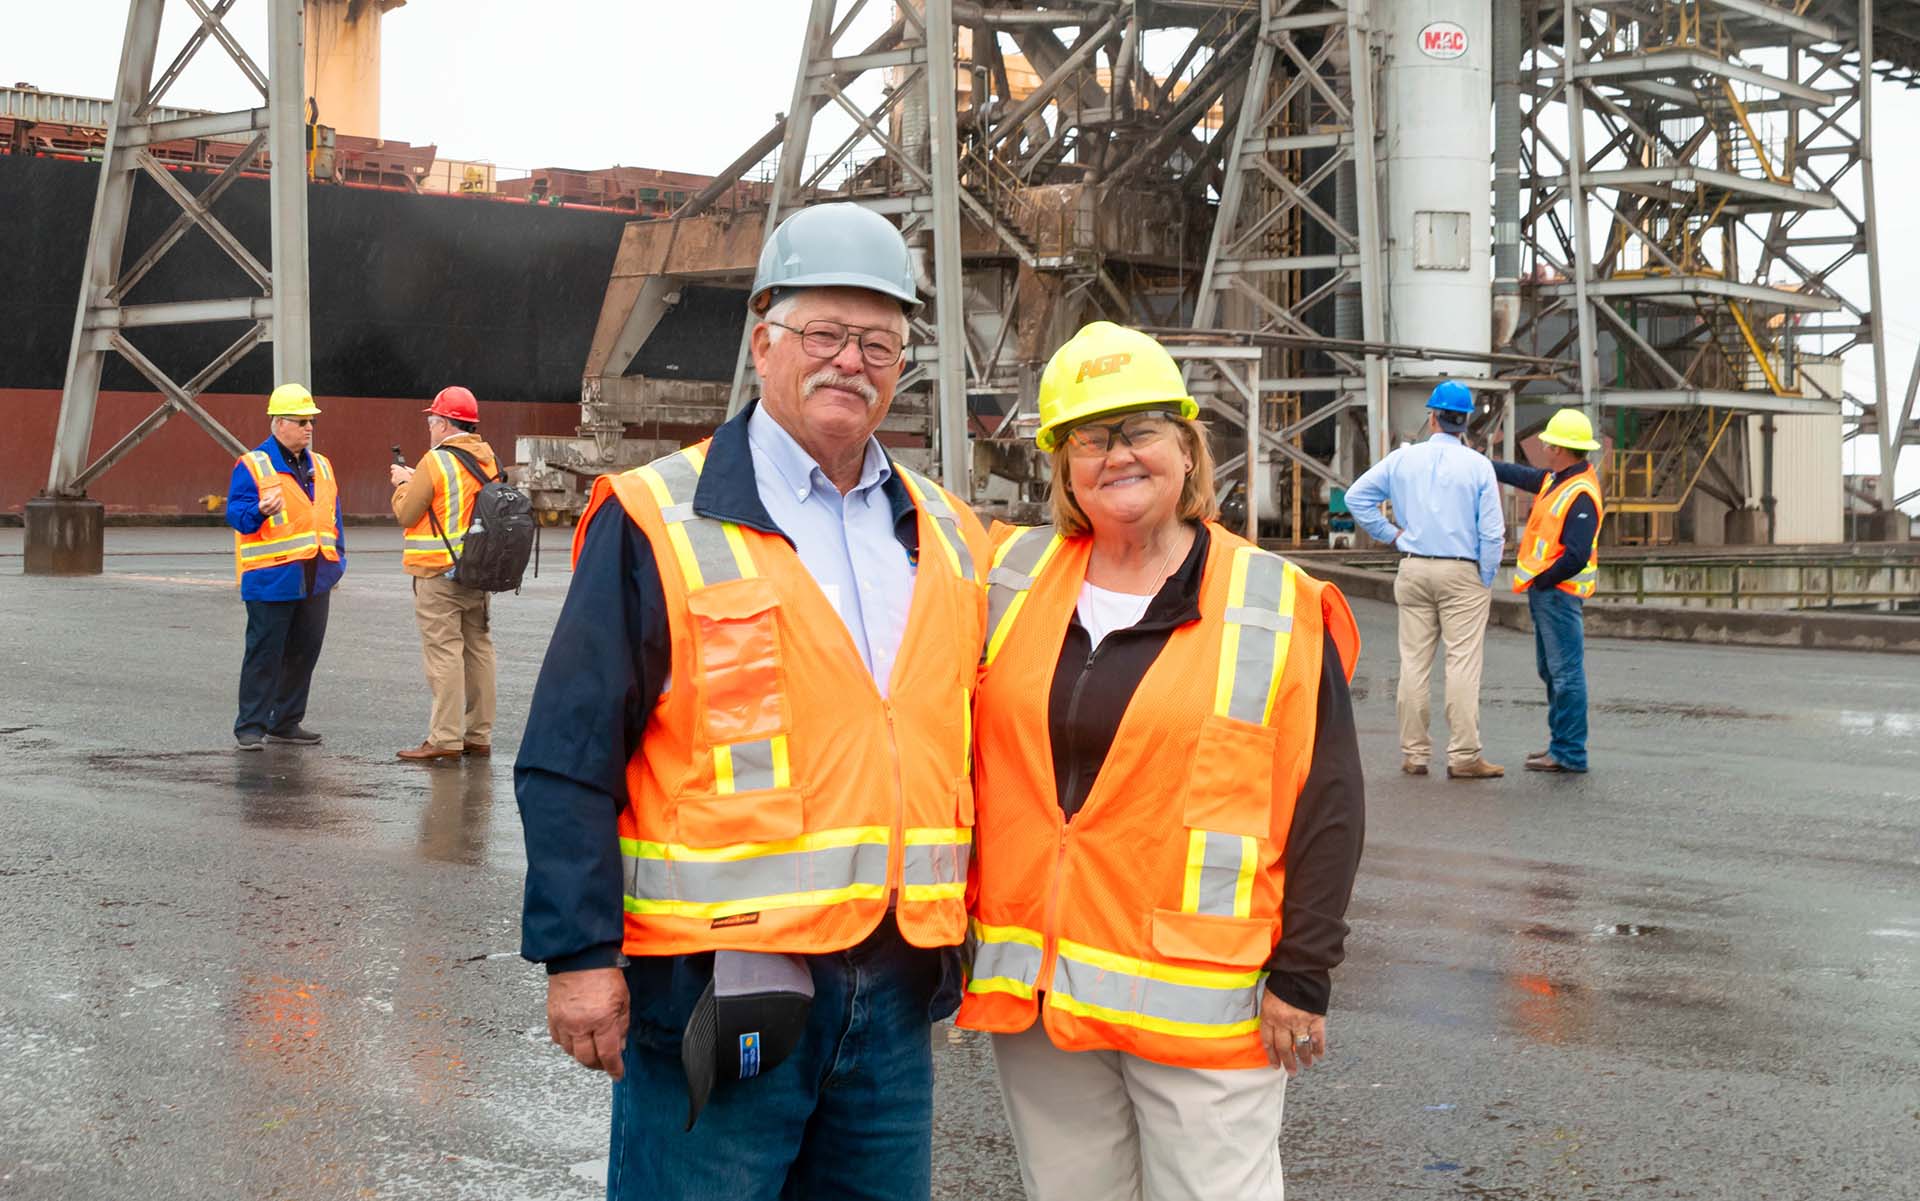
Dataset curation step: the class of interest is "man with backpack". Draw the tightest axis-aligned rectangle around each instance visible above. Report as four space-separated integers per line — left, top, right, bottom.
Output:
390 385 506 762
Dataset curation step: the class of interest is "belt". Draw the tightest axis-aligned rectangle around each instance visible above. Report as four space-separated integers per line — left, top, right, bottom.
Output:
1401 553 1478 564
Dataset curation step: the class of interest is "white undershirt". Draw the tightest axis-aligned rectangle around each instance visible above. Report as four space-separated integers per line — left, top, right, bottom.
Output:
1077 580 1156 650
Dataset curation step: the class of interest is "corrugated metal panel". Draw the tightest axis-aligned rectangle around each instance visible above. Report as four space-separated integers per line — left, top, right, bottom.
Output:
1751 355 1844 543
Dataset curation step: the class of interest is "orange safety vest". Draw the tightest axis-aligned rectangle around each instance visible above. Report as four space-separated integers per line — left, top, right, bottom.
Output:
959 522 1359 1070
232 448 340 582
577 440 988 958
402 443 498 573
1512 469 1605 597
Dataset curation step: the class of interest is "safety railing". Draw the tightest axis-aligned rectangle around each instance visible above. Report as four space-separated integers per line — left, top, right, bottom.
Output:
1595 558 1920 613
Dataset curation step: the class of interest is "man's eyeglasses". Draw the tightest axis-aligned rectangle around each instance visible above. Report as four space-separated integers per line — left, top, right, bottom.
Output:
1063 411 1175 458
766 319 906 368
279 417 315 428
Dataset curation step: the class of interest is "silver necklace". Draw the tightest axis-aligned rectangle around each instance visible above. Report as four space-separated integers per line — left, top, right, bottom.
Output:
1095 527 1184 596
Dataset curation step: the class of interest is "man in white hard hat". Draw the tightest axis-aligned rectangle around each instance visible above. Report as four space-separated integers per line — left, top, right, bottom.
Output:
1494 408 1606 773
515 203 987 1200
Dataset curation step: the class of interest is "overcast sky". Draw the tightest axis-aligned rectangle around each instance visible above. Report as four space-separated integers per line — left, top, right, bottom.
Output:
7 0 1914 507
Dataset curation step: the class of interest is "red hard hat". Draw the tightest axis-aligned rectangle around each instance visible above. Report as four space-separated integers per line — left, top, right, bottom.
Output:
425 385 479 423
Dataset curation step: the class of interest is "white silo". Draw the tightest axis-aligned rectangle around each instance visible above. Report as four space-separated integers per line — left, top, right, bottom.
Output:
1380 0 1493 440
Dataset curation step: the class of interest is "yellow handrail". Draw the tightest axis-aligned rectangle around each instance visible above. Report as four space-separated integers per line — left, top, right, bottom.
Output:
1721 81 1792 184
1728 301 1790 396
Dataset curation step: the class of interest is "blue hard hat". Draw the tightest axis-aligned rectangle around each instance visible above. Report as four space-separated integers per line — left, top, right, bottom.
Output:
1426 380 1474 415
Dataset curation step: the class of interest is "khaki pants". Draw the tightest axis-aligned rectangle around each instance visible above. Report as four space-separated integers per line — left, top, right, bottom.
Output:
413 574 495 751
991 1023 1287 1201
1393 556 1491 768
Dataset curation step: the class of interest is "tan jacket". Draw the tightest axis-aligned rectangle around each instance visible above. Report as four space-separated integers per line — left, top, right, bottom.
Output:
393 433 500 579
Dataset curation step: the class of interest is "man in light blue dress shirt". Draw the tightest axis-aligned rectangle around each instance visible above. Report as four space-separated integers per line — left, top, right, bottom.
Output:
1344 382 1506 779
746 402 915 689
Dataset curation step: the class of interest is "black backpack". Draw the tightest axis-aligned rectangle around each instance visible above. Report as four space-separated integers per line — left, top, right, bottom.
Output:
426 445 535 593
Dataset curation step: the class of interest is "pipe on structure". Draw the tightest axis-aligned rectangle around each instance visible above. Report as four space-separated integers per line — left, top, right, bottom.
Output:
1491 0 1521 347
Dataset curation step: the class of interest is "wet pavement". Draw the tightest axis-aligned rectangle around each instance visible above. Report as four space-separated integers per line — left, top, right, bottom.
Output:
1 527 1915 1200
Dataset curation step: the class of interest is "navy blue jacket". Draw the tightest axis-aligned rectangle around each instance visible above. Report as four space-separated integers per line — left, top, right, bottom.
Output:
512 407 952 1006
1495 460 1598 592
224 436 346 602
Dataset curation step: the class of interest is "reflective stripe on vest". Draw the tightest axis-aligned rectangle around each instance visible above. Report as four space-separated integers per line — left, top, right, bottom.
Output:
634 444 790 798
1051 938 1263 1040
246 452 291 532
613 446 975 923
903 827 971 903
235 450 337 578
982 525 1064 666
895 466 977 584
968 920 1045 999
402 449 477 563
969 921 1262 1038
1177 546 1297 919
622 827 890 920
1514 474 1603 597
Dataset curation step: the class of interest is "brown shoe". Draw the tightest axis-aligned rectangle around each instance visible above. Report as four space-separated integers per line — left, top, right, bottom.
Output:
1401 758 1429 776
462 742 491 757
1447 758 1506 780
397 742 462 762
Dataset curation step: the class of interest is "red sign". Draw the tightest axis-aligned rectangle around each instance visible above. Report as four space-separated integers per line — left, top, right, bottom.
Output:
1419 21 1468 60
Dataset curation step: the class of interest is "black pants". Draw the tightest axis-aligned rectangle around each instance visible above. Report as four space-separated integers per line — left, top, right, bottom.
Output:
235 592 331 738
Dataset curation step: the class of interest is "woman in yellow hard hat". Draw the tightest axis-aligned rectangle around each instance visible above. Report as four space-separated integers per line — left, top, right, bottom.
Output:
1492 406 1605 773
958 322 1366 1199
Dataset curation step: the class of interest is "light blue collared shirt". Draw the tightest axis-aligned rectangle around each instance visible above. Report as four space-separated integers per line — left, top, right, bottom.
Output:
1345 431 1504 586
747 405 915 697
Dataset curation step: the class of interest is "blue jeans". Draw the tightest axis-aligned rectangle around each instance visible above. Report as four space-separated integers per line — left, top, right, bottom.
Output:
608 920 944 1201
1528 587 1589 771
235 592 330 738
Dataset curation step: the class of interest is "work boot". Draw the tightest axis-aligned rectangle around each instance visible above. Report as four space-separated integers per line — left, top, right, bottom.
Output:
267 725 322 745
462 742 491 757
1401 758 1429 776
397 742 462 763
1526 755 1571 773
1447 758 1506 780
235 732 265 752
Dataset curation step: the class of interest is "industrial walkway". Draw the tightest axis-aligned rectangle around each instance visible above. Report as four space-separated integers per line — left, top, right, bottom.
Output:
1 529 1914 1200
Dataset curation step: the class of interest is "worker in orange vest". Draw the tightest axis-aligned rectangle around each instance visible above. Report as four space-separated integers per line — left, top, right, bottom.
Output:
960 323 1366 1200
389 385 501 762
225 383 344 751
1494 407 1606 773
514 203 986 1200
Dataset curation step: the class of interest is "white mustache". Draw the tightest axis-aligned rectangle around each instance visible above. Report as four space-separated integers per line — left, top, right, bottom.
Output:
804 369 879 407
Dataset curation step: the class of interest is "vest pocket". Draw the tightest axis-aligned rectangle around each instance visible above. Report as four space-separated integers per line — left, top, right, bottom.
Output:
1183 714 1277 838
676 787 806 848
1150 908 1274 969
686 577 790 745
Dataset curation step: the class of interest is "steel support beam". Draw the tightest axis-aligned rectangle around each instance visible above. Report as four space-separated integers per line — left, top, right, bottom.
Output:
724 0 972 495
266 0 310 386
35 0 311 576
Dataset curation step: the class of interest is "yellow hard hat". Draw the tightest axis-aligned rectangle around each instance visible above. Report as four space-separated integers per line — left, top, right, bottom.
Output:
1538 407 1602 451
1034 322 1198 452
266 382 321 418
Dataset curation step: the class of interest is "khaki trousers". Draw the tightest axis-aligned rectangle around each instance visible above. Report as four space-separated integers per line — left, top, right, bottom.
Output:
413 574 495 750
991 1023 1287 1201
1393 556 1491 768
